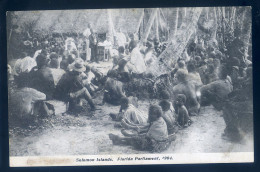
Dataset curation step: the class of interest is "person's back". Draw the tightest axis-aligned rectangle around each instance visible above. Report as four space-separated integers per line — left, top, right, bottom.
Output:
200 77 233 110
13 53 37 76
172 70 200 116
29 66 55 100
103 77 126 105
147 117 168 141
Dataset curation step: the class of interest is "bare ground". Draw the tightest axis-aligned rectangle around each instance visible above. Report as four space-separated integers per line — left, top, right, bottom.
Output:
9 97 253 156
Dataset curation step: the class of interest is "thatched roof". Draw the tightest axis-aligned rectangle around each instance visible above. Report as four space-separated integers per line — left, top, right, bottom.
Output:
10 9 144 34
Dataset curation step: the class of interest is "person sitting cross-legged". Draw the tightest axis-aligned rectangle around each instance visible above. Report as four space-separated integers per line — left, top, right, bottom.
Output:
109 105 176 153
110 97 149 130
159 100 177 134
54 58 96 113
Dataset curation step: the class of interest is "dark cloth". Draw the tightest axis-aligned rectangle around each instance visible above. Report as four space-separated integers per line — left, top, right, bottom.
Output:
223 99 253 141
89 33 97 62
128 40 135 53
54 71 84 102
28 67 55 100
60 59 69 70
90 46 97 62
112 135 173 153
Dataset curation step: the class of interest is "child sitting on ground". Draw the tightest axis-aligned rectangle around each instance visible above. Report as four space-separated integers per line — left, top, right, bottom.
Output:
159 100 177 134
175 94 192 128
109 105 176 153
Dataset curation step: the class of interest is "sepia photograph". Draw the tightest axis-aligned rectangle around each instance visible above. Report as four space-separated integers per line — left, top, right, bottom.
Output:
7 7 253 166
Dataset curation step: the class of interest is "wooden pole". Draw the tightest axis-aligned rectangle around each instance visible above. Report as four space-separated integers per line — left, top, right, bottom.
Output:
155 10 159 41
244 23 251 61
222 7 226 19
141 8 158 43
107 9 115 44
206 7 209 20
135 9 145 34
174 8 179 36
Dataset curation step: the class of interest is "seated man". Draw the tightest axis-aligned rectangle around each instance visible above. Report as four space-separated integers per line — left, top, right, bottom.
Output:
109 105 175 153
187 62 203 87
103 70 126 105
204 64 219 84
170 60 188 80
112 46 126 69
110 97 148 130
54 59 96 112
172 69 200 116
80 65 98 95
28 54 55 100
13 52 37 76
127 41 147 75
49 52 61 69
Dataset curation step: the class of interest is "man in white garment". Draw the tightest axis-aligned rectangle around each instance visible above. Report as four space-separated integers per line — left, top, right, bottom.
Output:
13 52 37 76
83 23 92 61
127 41 147 74
115 28 127 48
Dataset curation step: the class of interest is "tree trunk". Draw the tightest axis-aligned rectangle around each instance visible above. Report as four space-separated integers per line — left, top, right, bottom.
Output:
141 8 159 43
148 8 202 76
244 24 251 60
174 8 179 36
155 11 159 41
135 9 145 34
107 9 115 44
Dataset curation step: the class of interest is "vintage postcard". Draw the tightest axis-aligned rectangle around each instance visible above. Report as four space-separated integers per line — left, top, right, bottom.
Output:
7 7 253 167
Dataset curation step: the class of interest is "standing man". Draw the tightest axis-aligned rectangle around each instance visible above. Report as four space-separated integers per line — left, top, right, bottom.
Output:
83 23 92 62
89 28 98 63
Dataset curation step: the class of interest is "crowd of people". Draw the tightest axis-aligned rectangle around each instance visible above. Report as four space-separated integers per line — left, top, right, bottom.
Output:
8 18 253 153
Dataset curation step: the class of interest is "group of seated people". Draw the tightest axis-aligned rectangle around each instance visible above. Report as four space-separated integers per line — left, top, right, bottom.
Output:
105 29 252 150
8 25 253 152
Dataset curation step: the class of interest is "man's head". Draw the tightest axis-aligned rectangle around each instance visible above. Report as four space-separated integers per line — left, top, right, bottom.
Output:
148 104 163 123
177 60 186 69
120 97 129 111
107 69 117 78
218 65 228 80
118 46 125 54
160 90 170 100
70 58 86 75
36 54 50 68
118 59 127 71
159 100 171 112
207 64 215 74
68 54 76 64
49 52 59 60
50 59 59 69
176 94 186 106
